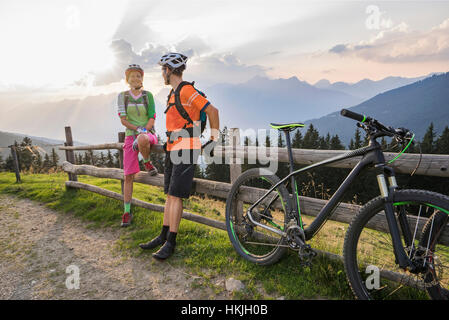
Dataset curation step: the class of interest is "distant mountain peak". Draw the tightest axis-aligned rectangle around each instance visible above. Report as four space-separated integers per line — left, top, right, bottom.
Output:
314 79 331 88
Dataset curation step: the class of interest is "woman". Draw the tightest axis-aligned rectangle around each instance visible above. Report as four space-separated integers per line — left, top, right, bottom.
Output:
117 64 158 227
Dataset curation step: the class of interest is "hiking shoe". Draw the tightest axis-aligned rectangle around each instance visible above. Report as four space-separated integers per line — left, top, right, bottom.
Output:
152 241 175 260
144 161 158 176
121 212 133 227
139 236 165 250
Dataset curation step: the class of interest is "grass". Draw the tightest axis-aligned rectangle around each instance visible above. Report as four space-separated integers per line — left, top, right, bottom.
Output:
0 171 429 300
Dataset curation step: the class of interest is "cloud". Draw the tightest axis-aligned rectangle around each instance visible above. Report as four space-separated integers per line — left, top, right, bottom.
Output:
75 36 267 87
187 53 268 86
329 44 348 54
328 19 449 63
112 0 160 53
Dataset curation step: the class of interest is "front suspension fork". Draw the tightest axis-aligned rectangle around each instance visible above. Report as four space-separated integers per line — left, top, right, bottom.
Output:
377 169 414 270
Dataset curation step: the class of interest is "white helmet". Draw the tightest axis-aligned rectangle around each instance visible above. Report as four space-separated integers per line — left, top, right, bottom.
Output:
158 52 188 69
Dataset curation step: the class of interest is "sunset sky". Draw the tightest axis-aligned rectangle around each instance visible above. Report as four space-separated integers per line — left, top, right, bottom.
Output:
0 0 448 101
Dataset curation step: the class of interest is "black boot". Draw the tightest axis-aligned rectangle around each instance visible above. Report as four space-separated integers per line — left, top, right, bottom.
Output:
152 232 177 260
152 241 175 260
139 236 165 250
139 226 169 250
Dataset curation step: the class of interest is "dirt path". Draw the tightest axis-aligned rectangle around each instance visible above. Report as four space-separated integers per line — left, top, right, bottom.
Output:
0 194 234 300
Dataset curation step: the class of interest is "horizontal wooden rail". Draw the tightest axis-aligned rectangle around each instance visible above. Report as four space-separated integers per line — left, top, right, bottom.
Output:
59 144 449 177
65 180 226 230
62 161 449 246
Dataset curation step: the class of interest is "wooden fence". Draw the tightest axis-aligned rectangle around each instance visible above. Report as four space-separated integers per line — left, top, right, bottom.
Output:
59 126 449 290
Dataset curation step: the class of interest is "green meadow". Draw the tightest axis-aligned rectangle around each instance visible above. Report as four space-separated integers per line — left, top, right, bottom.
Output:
0 172 429 299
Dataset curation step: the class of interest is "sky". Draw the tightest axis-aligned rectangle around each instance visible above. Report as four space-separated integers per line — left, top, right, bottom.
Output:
0 0 448 101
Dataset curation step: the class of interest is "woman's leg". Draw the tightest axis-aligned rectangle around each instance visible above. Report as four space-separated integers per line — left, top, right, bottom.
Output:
123 173 134 204
137 134 150 161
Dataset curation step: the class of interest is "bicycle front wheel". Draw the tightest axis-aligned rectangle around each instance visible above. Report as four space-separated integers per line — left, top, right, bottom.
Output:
343 189 449 300
225 168 292 266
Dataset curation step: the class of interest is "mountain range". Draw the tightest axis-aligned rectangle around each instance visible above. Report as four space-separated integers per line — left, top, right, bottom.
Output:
313 75 430 101
306 72 449 145
0 72 447 148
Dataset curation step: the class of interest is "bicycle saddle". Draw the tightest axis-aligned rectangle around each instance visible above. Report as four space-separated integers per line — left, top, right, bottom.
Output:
270 122 305 131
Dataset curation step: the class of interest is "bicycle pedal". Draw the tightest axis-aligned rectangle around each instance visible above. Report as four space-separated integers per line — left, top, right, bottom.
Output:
298 246 316 266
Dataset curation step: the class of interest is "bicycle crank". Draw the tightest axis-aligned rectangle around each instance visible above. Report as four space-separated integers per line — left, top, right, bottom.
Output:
286 221 317 266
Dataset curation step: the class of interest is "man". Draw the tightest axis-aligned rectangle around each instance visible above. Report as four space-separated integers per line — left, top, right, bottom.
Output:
139 53 220 260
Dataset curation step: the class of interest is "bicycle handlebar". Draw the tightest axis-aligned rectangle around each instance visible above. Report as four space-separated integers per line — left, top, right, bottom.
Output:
340 109 368 123
340 108 413 142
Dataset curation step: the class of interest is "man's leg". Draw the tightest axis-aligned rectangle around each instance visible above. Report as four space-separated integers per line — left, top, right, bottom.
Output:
168 195 183 233
139 186 173 250
152 195 181 259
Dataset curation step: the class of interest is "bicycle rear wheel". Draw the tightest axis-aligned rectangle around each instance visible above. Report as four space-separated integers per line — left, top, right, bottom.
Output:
343 189 449 300
225 168 292 265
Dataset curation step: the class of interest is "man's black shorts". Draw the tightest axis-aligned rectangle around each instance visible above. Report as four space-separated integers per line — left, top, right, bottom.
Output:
164 149 200 199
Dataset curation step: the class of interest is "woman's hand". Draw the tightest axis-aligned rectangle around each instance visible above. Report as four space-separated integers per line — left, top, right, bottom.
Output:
145 118 155 132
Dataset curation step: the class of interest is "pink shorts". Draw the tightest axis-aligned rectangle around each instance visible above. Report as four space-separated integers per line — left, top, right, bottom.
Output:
123 133 158 176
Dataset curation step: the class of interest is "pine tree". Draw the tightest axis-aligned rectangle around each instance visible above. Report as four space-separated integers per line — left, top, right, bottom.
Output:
5 154 14 172
421 122 436 154
89 150 96 165
291 130 303 149
18 137 34 170
265 134 271 147
50 148 59 168
83 151 91 165
435 126 449 154
302 124 320 149
43 153 51 171
114 151 120 168
32 152 43 172
106 150 115 167
325 133 331 148
349 138 354 150
277 131 285 147
353 128 363 149
318 136 327 150
330 135 345 150
98 152 106 167
204 129 230 182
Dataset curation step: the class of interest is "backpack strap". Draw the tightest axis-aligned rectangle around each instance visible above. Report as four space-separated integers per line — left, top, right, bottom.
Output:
123 91 130 114
164 81 195 128
165 81 204 143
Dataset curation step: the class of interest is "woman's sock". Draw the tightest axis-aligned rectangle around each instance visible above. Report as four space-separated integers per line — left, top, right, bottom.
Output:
124 202 131 213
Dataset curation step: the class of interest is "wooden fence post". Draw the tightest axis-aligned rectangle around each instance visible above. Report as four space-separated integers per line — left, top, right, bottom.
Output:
64 126 78 185
229 128 243 223
9 145 21 183
118 132 125 194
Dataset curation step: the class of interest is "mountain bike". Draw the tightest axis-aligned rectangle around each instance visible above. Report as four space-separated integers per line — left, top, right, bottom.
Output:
225 109 449 300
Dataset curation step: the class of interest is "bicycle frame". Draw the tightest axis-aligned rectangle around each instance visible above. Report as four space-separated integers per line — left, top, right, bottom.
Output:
246 133 414 269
